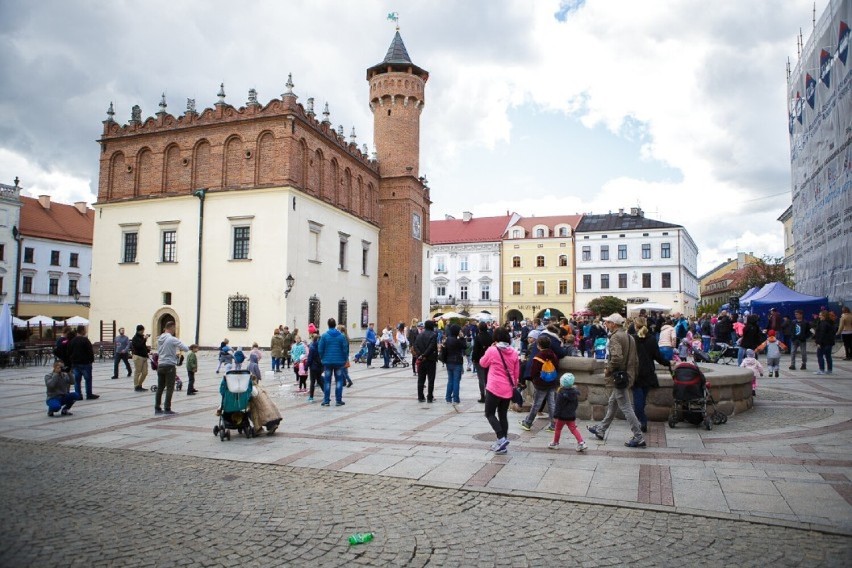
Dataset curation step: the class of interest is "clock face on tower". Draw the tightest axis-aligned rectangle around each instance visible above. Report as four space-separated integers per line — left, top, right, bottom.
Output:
412 212 422 240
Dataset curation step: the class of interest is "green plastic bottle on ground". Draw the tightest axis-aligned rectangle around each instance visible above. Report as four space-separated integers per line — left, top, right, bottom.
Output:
348 532 374 545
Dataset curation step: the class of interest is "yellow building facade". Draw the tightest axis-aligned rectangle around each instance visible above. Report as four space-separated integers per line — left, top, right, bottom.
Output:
501 216 582 323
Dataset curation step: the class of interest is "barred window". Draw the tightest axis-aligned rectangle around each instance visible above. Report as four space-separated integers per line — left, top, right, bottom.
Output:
308 295 321 329
338 299 348 327
228 294 249 329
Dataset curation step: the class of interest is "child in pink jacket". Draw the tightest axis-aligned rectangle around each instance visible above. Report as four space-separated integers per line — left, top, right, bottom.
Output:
740 348 764 396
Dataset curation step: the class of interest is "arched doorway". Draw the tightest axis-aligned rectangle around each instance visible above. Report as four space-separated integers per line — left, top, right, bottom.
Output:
157 312 175 335
152 307 179 339
535 308 565 322
505 309 523 324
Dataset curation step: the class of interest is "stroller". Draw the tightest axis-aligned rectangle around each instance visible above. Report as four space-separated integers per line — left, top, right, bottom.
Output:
667 362 727 430
213 370 255 441
388 343 409 367
352 341 369 363
708 343 737 365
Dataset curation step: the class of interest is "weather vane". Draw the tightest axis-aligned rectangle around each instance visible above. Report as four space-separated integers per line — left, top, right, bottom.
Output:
387 11 399 30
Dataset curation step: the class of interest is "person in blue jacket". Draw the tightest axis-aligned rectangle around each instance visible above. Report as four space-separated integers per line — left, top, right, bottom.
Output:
318 318 349 407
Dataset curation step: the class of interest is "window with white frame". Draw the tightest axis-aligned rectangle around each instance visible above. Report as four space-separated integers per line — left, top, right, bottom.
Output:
558 226 568 237
512 228 522 238
232 226 250 260
601 274 610 289
600 245 609 261
480 283 490 300
536 280 545 295
309 221 322 262
68 278 78 296
338 232 349 270
661 242 671 258
436 256 446 272
512 256 521 268
49 277 59 295
480 253 490 271
122 232 138 263
642 243 651 259
22 275 33 294
535 228 545 238
618 273 627 288
512 281 521 295
618 244 627 260
161 229 177 263
459 255 468 272
582 246 591 261
536 255 545 267
436 284 446 297
361 241 370 275
459 285 468 300
558 255 568 267
662 272 672 288
582 274 591 289
558 280 568 294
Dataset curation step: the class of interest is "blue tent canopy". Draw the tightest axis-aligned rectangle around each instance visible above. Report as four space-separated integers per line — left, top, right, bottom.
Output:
738 286 761 303
747 282 828 323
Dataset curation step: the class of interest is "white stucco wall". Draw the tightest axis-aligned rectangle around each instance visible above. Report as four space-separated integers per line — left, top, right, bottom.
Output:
90 187 378 347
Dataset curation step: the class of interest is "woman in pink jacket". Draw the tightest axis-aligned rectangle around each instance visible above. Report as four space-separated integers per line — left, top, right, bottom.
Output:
478 327 521 455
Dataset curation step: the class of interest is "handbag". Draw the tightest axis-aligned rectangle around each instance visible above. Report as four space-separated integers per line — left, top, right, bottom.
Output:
497 348 524 405
612 336 633 389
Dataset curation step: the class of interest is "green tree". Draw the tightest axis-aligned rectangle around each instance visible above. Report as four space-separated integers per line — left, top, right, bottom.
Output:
586 296 627 317
733 256 794 296
696 297 726 316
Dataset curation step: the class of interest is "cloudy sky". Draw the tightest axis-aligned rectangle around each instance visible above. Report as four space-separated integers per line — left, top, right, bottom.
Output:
0 0 824 274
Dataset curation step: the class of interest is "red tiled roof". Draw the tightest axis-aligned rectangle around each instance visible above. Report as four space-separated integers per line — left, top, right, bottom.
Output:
511 215 584 234
430 214 515 244
19 196 94 245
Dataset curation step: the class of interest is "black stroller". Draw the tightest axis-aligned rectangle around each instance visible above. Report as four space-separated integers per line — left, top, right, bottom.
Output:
213 370 255 441
667 362 727 430
708 342 737 365
388 343 410 367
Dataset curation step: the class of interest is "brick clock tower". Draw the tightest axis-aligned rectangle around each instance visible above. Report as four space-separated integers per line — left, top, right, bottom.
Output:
368 31 431 327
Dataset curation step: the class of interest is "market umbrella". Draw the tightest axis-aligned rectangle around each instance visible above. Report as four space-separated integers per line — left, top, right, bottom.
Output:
471 312 494 322
439 311 464 320
64 315 90 326
11 316 26 327
26 315 60 327
0 303 13 352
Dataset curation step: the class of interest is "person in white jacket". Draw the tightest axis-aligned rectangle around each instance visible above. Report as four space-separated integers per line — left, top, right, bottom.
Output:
657 317 677 362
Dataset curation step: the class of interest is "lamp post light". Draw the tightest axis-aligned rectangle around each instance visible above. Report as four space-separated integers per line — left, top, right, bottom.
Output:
72 288 90 308
285 274 295 298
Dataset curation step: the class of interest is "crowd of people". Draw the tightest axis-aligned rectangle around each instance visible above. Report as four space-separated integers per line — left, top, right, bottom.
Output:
43 305 851 455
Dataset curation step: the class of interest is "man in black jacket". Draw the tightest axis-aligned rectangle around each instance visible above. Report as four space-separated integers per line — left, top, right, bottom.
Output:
413 320 438 402
131 325 151 392
789 310 811 370
471 322 493 403
68 325 98 400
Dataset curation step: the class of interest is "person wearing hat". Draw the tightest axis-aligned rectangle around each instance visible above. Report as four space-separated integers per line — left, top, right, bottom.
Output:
587 313 646 448
549 373 587 451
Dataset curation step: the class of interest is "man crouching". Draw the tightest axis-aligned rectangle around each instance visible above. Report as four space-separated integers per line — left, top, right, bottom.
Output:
45 360 77 417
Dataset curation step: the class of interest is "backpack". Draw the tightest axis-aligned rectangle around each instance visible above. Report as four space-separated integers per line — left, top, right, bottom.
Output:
534 356 558 382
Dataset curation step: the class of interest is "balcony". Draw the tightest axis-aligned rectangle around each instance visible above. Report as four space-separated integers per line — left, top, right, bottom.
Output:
20 293 87 304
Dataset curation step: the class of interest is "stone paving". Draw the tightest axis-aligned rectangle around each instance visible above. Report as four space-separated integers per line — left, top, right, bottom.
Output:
0 349 851 565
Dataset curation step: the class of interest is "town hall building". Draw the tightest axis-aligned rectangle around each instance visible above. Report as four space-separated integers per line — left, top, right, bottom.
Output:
88 31 431 346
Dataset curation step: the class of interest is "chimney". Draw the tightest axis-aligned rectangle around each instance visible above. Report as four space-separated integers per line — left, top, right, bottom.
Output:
618 208 624 216
37 195 51 209
74 201 88 214
462 211 473 222
630 207 640 216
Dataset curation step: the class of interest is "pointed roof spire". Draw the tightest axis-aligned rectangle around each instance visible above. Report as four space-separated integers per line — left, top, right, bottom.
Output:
349 127 357 144
322 102 330 124
383 31 412 64
158 93 167 114
283 73 295 97
106 101 115 122
217 83 226 105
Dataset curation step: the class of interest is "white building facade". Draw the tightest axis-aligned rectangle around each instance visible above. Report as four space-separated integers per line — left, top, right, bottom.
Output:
0 181 22 311
430 243 502 316
89 188 379 347
574 209 699 316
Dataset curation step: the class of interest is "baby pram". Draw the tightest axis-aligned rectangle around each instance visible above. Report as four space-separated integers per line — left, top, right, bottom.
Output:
352 341 368 363
708 343 737 365
667 362 727 430
388 343 409 367
213 370 254 441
